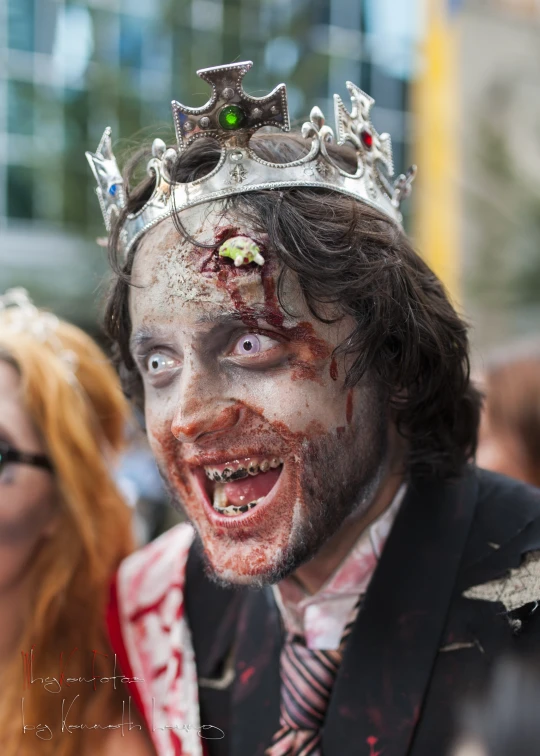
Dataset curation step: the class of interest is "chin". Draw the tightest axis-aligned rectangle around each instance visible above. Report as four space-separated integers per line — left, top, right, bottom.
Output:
193 529 303 589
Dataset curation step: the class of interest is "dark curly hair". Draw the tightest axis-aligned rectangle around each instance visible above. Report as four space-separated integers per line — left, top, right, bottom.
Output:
104 133 482 479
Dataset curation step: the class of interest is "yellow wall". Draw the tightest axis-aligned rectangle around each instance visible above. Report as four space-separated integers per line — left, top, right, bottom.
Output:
413 0 460 301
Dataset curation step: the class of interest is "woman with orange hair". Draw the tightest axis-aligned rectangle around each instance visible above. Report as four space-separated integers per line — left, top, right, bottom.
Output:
0 289 154 755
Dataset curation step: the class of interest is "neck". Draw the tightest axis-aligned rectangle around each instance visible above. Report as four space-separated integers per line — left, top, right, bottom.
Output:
291 427 406 595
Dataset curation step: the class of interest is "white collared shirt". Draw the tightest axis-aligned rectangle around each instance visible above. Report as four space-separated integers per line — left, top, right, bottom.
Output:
272 485 406 650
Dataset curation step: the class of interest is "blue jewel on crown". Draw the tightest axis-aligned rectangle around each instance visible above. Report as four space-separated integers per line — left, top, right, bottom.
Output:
85 127 125 232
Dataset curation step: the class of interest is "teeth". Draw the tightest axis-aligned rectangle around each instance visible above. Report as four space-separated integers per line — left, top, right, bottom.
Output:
212 482 260 516
229 467 249 481
204 457 284 483
214 502 258 516
213 484 228 510
213 480 260 516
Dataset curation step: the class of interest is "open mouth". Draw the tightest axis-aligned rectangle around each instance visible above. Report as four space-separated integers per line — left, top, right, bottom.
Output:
199 456 284 518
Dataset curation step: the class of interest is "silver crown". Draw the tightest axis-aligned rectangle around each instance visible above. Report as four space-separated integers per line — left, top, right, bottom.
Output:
86 61 416 259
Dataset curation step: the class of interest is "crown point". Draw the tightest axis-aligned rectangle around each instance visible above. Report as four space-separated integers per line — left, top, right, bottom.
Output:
162 148 178 180
152 138 166 158
310 106 325 129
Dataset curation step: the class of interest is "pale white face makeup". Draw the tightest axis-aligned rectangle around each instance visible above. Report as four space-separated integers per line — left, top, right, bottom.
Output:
129 205 390 586
0 360 57 593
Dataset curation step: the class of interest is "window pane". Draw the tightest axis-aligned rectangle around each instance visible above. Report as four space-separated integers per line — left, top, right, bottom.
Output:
63 90 90 150
8 0 35 51
7 81 34 135
92 10 119 65
119 14 144 69
63 168 88 227
7 164 34 219
118 96 141 137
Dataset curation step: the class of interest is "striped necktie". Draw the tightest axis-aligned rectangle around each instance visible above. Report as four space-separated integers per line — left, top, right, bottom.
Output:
265 604 358 756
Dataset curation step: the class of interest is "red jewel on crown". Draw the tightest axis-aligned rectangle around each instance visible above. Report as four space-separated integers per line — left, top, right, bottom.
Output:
361 130 373 149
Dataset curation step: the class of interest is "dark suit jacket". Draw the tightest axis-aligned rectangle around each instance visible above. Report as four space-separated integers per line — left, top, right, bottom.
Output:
185 467 540 756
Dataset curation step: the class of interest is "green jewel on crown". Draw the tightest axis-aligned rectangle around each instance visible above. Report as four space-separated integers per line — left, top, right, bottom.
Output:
218 105 246 130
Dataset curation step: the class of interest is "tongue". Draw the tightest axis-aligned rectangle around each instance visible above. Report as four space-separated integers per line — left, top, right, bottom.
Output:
223 468 281 506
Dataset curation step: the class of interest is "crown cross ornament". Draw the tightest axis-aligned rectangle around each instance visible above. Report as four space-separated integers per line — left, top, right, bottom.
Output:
86 61 416 259
171 61 289 149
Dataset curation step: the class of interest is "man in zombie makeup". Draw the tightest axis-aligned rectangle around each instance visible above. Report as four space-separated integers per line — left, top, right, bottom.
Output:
90 63 540 756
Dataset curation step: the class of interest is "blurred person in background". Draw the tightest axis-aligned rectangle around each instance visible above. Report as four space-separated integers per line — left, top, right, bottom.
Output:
476 345 540 487
451 657 540 756
0 289 154 755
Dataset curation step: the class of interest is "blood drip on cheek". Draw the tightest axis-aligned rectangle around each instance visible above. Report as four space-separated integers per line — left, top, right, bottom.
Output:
330 357 338 381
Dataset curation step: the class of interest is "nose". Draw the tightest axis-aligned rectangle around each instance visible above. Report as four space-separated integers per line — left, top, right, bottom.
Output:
170 359 240 444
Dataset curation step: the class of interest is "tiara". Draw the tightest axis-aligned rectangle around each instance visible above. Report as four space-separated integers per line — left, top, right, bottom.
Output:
86 61 416 259
0 288 78 382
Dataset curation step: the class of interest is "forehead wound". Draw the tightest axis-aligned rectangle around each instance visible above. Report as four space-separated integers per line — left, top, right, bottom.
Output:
133 217 270 308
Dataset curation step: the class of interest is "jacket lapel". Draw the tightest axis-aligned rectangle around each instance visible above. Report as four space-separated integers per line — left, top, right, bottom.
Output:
230 587 282 756
323 467 479 756
185 540 246 756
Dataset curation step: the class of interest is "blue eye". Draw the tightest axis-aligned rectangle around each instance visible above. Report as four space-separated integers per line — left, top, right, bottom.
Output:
146 353 176 373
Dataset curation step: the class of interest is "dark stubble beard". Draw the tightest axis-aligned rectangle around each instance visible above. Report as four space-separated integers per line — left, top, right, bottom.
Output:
256 390 389 588
161 383 389 590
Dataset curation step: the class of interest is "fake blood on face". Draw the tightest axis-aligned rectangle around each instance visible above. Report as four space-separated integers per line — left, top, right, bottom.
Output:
149 397 332 582
133 214 371 584
205 232 333 384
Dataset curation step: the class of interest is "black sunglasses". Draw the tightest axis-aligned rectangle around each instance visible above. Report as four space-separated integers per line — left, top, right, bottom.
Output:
0 441 53 474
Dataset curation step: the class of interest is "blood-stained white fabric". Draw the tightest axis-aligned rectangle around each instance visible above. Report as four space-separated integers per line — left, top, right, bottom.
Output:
116 522 202 756
272 485 406 650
